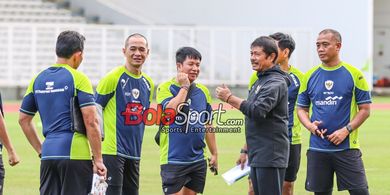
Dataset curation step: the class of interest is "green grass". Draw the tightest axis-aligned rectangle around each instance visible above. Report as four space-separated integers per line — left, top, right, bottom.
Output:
371 96 390 103
2 108 390 195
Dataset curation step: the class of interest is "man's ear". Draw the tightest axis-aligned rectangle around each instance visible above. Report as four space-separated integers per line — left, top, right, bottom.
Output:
336 42 342 52
284 48 290 58
177 63 183 72
269 53 277 62
122 47 126 55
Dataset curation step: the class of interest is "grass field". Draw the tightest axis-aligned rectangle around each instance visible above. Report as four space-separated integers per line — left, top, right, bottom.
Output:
2 98 390 195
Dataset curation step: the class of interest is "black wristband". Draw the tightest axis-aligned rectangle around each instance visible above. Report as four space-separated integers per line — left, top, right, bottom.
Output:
240 148 248 154
346 124 353 133
226 94 233 103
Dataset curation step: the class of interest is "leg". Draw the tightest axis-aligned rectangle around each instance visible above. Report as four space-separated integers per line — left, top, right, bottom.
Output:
122 158 140 195
0 155 5 195
251 167 285 195
182 187 197 195
248 177 255 195
348 188 369 195
305 150 334 193
40 160 61 195
333 149 369 193
60 160 93 195
184 160 207 194
250 168 260 195
283 144 302 195
104 155 125 195
161 164 190 195
283 181 294 195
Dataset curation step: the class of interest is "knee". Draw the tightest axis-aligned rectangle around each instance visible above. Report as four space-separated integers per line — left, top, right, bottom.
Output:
283 182 293 194
349 188 369 195
248 179 254 195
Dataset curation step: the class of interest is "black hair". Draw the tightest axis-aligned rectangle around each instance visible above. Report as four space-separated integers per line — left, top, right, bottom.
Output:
125 33 148 48
251 36 278 63
55 31 85 59
269 32 295 58
175 47 202 64
319 29 342 43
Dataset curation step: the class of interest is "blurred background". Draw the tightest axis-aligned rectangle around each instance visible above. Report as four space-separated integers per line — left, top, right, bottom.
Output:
1 0 390 194
1 0 390 99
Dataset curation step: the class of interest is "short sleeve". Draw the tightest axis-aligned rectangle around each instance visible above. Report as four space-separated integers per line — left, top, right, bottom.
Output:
20 77 38 115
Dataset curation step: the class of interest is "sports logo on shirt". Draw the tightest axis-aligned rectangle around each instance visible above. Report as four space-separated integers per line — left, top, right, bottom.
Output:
325 80 333 90
132 88 140 99
315 96 343 106
45 81 54 90
121 78 129 89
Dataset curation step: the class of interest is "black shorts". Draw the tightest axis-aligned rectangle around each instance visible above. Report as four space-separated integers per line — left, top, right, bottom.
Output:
284 144 301 182
161 160 207 195
103 155 140 195
40 159 93 195
250 167 286 195
0 155 4 195
306 149 368 192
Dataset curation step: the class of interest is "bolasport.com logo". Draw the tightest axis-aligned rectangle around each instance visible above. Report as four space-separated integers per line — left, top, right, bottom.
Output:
120 102 243 133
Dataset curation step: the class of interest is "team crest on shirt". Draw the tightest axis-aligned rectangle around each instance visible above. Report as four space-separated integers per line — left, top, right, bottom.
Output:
255 85 262 94
325 80 334 90
132 88 140 99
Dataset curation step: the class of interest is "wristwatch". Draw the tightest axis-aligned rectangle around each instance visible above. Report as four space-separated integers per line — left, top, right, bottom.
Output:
346 124 353 134
240 148 248 154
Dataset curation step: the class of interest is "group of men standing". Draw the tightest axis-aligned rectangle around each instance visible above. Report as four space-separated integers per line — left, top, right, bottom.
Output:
15 31 217 195
0 28 371 195
216 29 371 195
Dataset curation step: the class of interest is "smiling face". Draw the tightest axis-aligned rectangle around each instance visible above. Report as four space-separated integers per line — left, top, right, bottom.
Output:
123 36 149 68
316 32 341 65
177 56 201 82
250 46 275 72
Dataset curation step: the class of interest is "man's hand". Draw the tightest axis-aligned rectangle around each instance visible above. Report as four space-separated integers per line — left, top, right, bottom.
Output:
327 127 349 145
208 154 218 175
176 72 190 87
236 153 247 170
308 120 327 139
7 150 20 166
93 159 107 179
216 84 232 102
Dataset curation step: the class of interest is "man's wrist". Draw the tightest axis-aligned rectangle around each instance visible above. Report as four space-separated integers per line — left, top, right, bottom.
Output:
92 156 103 163
308 124 317 134
226 94 233 103
181 84 190 91
345 124 353 134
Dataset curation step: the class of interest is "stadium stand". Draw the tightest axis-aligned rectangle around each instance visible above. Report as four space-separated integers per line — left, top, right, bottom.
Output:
0 0 85 23
0 0 313 100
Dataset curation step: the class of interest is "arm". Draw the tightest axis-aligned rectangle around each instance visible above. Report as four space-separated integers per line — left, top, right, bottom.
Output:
205 124 218 174
239 82 284 119
0 112 20 166
165 73 190 110
18 112 42 155
165 88 188 110
236 143 248 170
80 105 107 178
215 84 244 109
328 103 370 145
297 106 326 138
